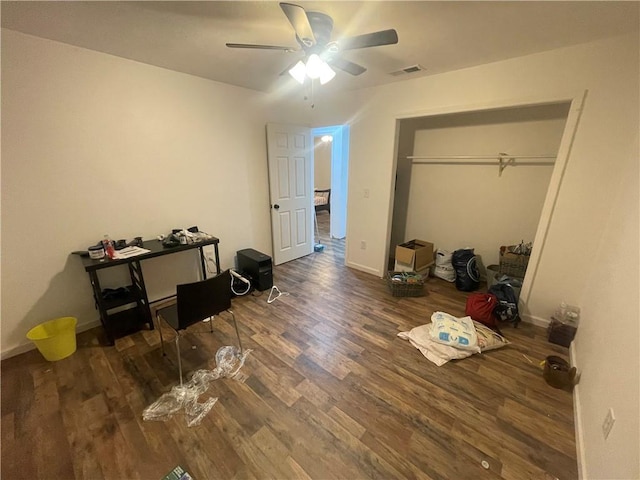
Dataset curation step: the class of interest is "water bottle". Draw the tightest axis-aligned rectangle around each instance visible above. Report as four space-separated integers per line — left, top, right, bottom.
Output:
556 301 568 322
103 235 115 259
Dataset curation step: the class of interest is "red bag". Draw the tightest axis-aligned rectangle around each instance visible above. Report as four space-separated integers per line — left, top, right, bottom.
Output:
465 293 498 327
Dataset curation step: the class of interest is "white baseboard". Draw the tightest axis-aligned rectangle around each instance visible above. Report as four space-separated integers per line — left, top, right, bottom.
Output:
520 313 550 328
1 318 102 360
518 315 584 478
346 261 381 277
570 343 586 480
0 342 37 360
76 318 103 333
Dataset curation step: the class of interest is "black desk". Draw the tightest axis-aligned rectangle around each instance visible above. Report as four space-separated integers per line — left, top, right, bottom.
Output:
77 237 221 345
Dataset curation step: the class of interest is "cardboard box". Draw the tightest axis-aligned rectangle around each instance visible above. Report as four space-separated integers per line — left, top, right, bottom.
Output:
394 239 434 273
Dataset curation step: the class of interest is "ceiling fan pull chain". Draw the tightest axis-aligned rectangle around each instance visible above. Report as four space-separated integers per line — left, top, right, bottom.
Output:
311 79 315 108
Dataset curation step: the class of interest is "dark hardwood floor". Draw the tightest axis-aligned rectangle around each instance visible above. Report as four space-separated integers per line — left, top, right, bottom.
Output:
1 213 577 479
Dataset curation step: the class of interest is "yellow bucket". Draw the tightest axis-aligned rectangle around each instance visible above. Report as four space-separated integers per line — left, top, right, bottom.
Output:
26 316 78 361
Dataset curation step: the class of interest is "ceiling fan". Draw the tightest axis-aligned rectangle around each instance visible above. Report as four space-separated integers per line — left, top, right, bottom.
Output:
226 2 398 83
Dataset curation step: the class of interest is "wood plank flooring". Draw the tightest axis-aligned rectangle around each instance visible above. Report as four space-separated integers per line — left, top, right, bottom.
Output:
1 213 577 479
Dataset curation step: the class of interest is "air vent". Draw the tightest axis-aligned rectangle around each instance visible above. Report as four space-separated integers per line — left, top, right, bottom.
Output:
389 64 426 76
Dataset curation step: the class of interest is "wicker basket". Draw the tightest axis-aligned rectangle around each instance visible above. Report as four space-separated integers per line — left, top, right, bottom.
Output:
386 271 425 297
499 249 530 278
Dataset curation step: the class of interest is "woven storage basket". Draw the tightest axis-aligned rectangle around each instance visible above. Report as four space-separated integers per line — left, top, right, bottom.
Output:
386 271 425 297
499 248 530 278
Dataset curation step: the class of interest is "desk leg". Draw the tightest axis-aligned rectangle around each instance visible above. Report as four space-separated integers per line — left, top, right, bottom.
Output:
214 243 221 275
129 261 154 330
199 246 207 280
88 270 115 346
198 244 221 278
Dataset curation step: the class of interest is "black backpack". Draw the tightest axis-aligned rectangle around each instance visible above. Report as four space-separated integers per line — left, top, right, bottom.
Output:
488 283 521 326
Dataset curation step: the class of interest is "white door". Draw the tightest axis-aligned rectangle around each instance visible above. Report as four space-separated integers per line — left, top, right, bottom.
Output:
266 123 314 265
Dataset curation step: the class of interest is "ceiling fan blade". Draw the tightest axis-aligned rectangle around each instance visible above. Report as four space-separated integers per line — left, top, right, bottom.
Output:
339 29 398 51
226 43 295 52
329 57 367 76
280 2 316 47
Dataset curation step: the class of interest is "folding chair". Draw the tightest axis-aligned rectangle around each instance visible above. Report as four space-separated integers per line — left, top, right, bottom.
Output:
156 269 243 385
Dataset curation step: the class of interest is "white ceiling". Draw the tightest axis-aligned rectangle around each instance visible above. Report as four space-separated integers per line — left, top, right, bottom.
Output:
2 1 638 93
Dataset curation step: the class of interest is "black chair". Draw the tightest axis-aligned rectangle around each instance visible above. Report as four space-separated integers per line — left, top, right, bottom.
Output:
156 269 243 385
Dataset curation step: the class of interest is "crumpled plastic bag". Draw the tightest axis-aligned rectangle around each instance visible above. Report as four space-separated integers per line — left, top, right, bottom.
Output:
142 345 251 427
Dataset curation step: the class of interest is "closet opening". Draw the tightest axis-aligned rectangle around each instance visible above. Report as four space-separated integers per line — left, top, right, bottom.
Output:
388 101 576 297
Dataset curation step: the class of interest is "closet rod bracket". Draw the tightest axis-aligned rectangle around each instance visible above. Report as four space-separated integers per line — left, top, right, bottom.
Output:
498 153 515 177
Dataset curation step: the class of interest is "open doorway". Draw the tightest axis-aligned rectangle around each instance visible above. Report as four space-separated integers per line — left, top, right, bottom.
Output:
312 124 349 263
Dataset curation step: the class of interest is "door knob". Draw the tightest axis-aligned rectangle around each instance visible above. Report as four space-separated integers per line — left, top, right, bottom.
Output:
273 204 280 210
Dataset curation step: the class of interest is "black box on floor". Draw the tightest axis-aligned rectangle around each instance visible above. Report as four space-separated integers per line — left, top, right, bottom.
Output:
547 318 578 347
237 248 273 291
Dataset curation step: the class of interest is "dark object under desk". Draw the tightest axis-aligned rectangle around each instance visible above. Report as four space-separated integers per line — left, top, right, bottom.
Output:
76 237 221 345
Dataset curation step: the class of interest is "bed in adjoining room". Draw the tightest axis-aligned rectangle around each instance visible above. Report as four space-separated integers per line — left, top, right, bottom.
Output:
314 188 330 214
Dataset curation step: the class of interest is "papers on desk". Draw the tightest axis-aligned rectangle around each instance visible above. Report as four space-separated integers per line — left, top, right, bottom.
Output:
113 246 151 259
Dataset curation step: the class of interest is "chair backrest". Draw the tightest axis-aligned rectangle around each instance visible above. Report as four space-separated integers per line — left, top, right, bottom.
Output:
175 270 232 330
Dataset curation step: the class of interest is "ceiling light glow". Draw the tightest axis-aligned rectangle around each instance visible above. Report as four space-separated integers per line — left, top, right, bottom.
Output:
305 54 323 79
319 62 336 85
289 60 306 84
288 55 336 85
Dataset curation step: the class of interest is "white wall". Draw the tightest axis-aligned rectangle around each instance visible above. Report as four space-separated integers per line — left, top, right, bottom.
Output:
0 30 306 357
309 33 639 480
313 137 331 189
403 105 567 272
573 142 639 480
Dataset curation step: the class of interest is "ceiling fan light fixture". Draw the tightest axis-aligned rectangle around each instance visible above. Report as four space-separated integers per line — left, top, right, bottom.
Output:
228 3 400 88
289 60 306 84
319 62 336 85
305 53 323 79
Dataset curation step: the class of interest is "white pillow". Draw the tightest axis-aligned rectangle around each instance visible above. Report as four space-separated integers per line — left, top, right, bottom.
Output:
429 312 479 351
398 323 478 366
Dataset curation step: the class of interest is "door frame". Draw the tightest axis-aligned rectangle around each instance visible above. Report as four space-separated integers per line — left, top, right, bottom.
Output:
311 124 350 241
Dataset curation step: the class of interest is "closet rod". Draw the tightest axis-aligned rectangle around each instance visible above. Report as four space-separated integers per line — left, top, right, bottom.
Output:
407 153 556 177
410 160 554 165
407 154 556 160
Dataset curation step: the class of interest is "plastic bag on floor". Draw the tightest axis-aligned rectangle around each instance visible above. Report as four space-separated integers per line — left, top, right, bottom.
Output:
142 345 251 427
434 249 456 282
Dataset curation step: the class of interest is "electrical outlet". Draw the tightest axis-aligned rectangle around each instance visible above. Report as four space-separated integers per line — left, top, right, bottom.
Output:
602 408 615 440
364 188 370 198
360 240 367 250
